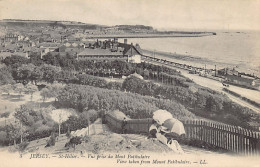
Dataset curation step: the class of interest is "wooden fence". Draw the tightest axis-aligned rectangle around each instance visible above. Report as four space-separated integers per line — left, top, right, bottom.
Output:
184 119 260 155
105 114 260 155
105 114 153 134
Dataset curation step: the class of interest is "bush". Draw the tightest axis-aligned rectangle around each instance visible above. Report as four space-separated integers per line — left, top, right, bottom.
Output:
18 141 29 152
80 109 100 122
45 132 58 147
0 112 10 118
57 84 195 120
0 131 9 146
65 136 82 150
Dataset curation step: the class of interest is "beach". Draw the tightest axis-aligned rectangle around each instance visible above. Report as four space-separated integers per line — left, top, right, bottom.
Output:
142 58 260 113
120 31 260 77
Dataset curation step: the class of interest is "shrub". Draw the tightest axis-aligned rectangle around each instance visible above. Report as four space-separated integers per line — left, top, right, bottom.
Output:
65 136 82 150
45 132 58 147
57 84 195 120
18 141 29 152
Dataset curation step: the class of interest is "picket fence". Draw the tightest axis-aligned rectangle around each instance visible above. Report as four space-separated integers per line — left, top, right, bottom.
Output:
105 114 260 155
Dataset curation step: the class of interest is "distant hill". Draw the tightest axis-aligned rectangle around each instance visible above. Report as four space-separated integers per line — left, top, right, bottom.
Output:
0 19 215 35
0 19 155 31
0 19 106 30
115 24 154 30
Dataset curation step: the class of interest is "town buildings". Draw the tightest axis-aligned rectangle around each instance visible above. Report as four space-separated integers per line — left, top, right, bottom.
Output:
77 39 142 63
0 29 142 64
218 68 260 89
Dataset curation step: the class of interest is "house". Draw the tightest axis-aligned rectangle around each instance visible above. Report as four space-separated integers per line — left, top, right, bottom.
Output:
118 42 142 63
218 67 259 88
0 51 29 59
78 48 127 61
39 43 61 52
77 39 142 63
225 74 255 87
4 33 19 42
57 43 85 55
218 67 239 76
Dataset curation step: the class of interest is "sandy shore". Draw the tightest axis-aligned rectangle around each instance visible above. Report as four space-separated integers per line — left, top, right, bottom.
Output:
141 55 260 113
142 49 259 77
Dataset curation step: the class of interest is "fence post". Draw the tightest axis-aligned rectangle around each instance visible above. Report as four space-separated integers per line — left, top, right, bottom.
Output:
200 120 203 141
224 125 227 150
217 124 220 148
209 122 213 145
207 122 211 143
191 120 194 139
185 120 189 139
220 124 224 149
252 131 256 155
198 120 201 141
256 132 260 155
233 127 236 153
230 126 233 152
242 129 246 155
202 121 206 143
227 125 230 151
239 127 243 154
245 129 249 155
234 127 237 153
214 123 217 147
211 123 214 146
231 125 234 152
147 119 150 133
249 130 253 156
194 120 197 140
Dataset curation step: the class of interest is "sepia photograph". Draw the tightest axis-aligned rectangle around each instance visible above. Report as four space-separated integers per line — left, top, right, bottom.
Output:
0 0 259 166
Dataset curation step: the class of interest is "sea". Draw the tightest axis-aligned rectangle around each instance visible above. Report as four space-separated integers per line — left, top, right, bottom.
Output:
119 31 260 77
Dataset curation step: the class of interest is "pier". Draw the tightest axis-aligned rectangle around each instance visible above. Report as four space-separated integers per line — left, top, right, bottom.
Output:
84 33 214 39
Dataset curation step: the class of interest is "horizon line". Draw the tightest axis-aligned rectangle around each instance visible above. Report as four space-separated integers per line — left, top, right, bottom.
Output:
0 18 259 32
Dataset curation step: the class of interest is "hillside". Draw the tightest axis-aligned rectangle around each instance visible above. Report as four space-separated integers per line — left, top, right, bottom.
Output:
0 19 216 35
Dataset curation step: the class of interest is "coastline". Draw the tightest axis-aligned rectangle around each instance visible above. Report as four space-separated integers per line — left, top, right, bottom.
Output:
141 49 259 78
84 33 214 39
141 50 260 113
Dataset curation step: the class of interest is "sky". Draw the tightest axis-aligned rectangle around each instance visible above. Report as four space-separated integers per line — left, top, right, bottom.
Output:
0 0 259 31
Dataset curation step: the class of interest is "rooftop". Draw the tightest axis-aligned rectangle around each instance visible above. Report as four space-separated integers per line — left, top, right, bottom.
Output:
78 48 123 56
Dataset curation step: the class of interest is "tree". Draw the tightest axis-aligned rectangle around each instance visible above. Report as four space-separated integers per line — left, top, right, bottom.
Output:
1 84 13 95
40 87 53 102
14 105 35 127
205 95 223 113
29 53 44 66
49 83 64 101
16 64 43 84
40 64 61 83
0 112 10 127
122 76 142 93
0 67 14 85
2 55 28 68
5 124 20 146
25 83 38 101
13 83 25 99
5 121 27 146
16 64 33 84
30 66 43 85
